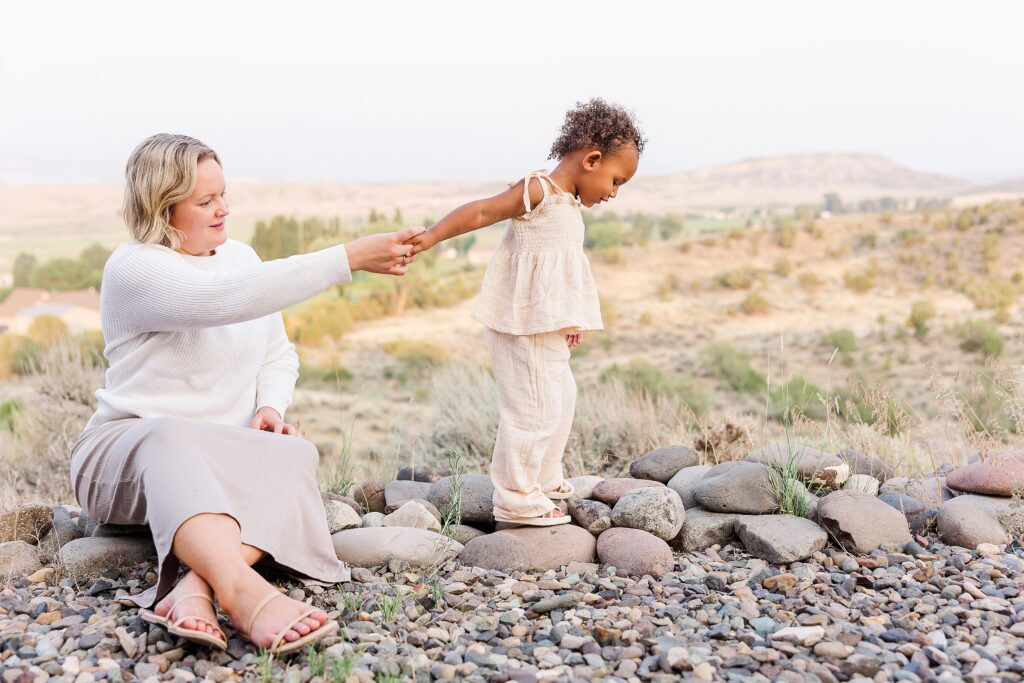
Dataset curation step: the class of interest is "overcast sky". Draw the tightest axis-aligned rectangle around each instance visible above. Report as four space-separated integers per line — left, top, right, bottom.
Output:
1 1 1021 184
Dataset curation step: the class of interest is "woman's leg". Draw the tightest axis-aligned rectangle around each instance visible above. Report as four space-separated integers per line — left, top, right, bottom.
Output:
171 513 327 645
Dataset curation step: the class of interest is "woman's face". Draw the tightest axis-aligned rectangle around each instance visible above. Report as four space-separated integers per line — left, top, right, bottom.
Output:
170 157 230 256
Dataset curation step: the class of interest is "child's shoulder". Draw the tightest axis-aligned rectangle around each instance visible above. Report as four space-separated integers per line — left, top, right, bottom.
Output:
507 170 576 216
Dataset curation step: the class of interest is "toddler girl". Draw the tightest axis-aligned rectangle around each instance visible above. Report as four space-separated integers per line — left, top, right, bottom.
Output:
408 98 645 525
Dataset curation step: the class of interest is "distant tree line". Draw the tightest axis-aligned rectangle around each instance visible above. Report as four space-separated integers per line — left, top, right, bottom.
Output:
9 243 110 293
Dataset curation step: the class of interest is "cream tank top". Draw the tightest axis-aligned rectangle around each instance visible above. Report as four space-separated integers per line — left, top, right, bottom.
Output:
471 170 604 335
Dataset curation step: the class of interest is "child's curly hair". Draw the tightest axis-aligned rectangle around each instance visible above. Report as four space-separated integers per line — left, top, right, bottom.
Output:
549 98 646 160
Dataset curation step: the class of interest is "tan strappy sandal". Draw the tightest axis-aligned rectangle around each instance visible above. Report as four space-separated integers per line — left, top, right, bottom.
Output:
241 591 339 655
545 481 575 500
140 593 227 650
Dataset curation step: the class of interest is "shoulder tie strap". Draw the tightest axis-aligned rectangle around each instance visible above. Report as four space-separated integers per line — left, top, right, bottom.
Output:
521 170 554 215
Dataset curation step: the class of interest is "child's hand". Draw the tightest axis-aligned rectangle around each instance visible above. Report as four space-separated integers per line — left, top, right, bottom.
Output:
406 229 439 255
566 333 583 349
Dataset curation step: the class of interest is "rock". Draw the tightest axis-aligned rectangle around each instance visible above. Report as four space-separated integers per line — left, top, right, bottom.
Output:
772 626 825 646
629 445 700 483
596 527 674 578
666 466 712 509
323 497 362 534
878 492 936 535
590 478 666 505
610 487 685 541
946 452 1024 496
351 481 387 514
319 492 364 516
837 448 894 481
428 474 495 526
26 567 55 583
747 442 849 487
735 514 827 564
58 537 156 576
449 525 487 545
0 504 54 544
0 540 43 577
396 466 437 483
459 525 596 572
937 496 1011 547
817 490 912 554
385 480 433 514
360 512 385 528
566 475 604 500
907 477 955 508
677 508 739 552
691 461 778 514
38 506 84 559
879 477 912 496
842 474 880 496
382 500 441 532
331 527 462 568
567 497 613 536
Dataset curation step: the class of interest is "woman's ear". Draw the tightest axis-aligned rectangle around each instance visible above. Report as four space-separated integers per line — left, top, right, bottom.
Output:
582 150 603 170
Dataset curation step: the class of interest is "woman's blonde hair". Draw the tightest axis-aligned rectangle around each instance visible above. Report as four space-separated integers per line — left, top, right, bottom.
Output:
123 134 221 249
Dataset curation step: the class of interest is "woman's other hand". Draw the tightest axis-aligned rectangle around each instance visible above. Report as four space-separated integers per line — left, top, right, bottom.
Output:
250 406 299 435
346 226 426 275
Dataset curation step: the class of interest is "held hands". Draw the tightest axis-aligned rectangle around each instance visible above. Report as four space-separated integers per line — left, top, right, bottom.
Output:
346 226 426 276
404 229 439 256
250 406 299 436
566 333 583 349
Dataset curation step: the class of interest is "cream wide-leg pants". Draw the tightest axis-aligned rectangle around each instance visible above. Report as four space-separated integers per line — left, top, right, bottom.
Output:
484 328 576 521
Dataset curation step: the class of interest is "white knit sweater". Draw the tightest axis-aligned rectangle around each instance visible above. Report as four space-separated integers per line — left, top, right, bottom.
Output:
86 239 351 430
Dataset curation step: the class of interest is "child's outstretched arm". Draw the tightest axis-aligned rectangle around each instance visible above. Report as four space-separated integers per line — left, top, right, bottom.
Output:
406 177 548 254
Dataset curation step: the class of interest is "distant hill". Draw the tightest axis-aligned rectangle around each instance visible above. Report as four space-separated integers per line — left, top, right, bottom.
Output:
0 153 983 262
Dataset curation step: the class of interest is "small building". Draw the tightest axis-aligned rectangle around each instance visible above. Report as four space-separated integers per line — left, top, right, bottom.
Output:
0 288 101 335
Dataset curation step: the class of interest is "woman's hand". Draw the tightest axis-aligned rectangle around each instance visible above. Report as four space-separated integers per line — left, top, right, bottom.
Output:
566 333 583 349
250 406 299 436
346 226 426 275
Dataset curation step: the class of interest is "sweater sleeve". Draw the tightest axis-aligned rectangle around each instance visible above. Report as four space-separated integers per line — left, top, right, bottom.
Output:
255 312 300 419
103 243 352 333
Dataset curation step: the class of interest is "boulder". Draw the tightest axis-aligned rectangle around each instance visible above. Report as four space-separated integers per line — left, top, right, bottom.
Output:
937 496 1011 548
384 480 433 514
0 504 54 544
817 490 912 554
396 466 438 483
747 442 849 487
351 481 387 514
332 527 462 568
596 528 674 578
676 508 739 552
691 461 778 514
382 500 441 532
878 492 936 535
449 525 487 545
567 498 613 536
610 488 685 541
666 466 712 509
946 452 1024 497
629 445 700 483
323 497 362 534
837 448 895 482
428 475 495 526
0 540 43 578
58 537 156 577
38 506 84 559
360 512 385 528
566 476 604 500
842 474 880 496
459 525 596 572
590 478 666 505
909 476 956 508
735 515 828 564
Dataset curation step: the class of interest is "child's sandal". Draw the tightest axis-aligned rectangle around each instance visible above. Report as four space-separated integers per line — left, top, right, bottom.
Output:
545 481 575 500
496 509 572 527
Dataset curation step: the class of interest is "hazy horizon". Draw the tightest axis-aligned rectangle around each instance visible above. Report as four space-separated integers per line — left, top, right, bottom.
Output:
2 1 1021 185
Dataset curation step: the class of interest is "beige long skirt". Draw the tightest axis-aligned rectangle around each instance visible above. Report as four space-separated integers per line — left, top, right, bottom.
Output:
70 416 350 608
484 328 576 521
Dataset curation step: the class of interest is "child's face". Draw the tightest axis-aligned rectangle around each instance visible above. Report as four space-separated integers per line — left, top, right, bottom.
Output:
576 144 639 208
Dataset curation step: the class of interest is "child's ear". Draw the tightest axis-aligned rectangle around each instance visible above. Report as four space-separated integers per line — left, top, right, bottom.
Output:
582 150 603 170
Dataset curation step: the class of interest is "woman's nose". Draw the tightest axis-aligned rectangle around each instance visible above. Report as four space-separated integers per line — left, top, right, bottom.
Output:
217 199 230 217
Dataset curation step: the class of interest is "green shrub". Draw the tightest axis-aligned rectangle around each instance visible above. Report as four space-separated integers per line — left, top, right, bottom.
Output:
599 359 706 416
773 257 793 277
26 316 69 346
775 222 797 248
715 268 758 289
0 399 22 432
963 278 1017 310
382 340 450 381
907 300 936 339
739 291 771 314
701 343 765 395
822 329 856 366
953 319 1004 358
843 267 876 293
584 220 631 250
798 272 824 292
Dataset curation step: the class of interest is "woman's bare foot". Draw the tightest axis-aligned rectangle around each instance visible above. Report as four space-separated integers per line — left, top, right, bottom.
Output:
218 567 329 649
154 570 225 641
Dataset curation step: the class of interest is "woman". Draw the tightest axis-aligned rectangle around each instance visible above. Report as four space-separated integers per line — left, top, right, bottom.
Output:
70 134 424 654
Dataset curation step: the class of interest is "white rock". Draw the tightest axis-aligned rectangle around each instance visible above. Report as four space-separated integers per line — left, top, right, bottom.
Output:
382 500 441 532
323 499 361 534
842 474 880 496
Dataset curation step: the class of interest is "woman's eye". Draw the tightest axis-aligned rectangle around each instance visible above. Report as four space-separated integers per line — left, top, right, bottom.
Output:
200 201 211 207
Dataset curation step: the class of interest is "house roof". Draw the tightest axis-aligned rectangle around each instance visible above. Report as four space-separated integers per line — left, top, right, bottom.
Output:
0 287 100 318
